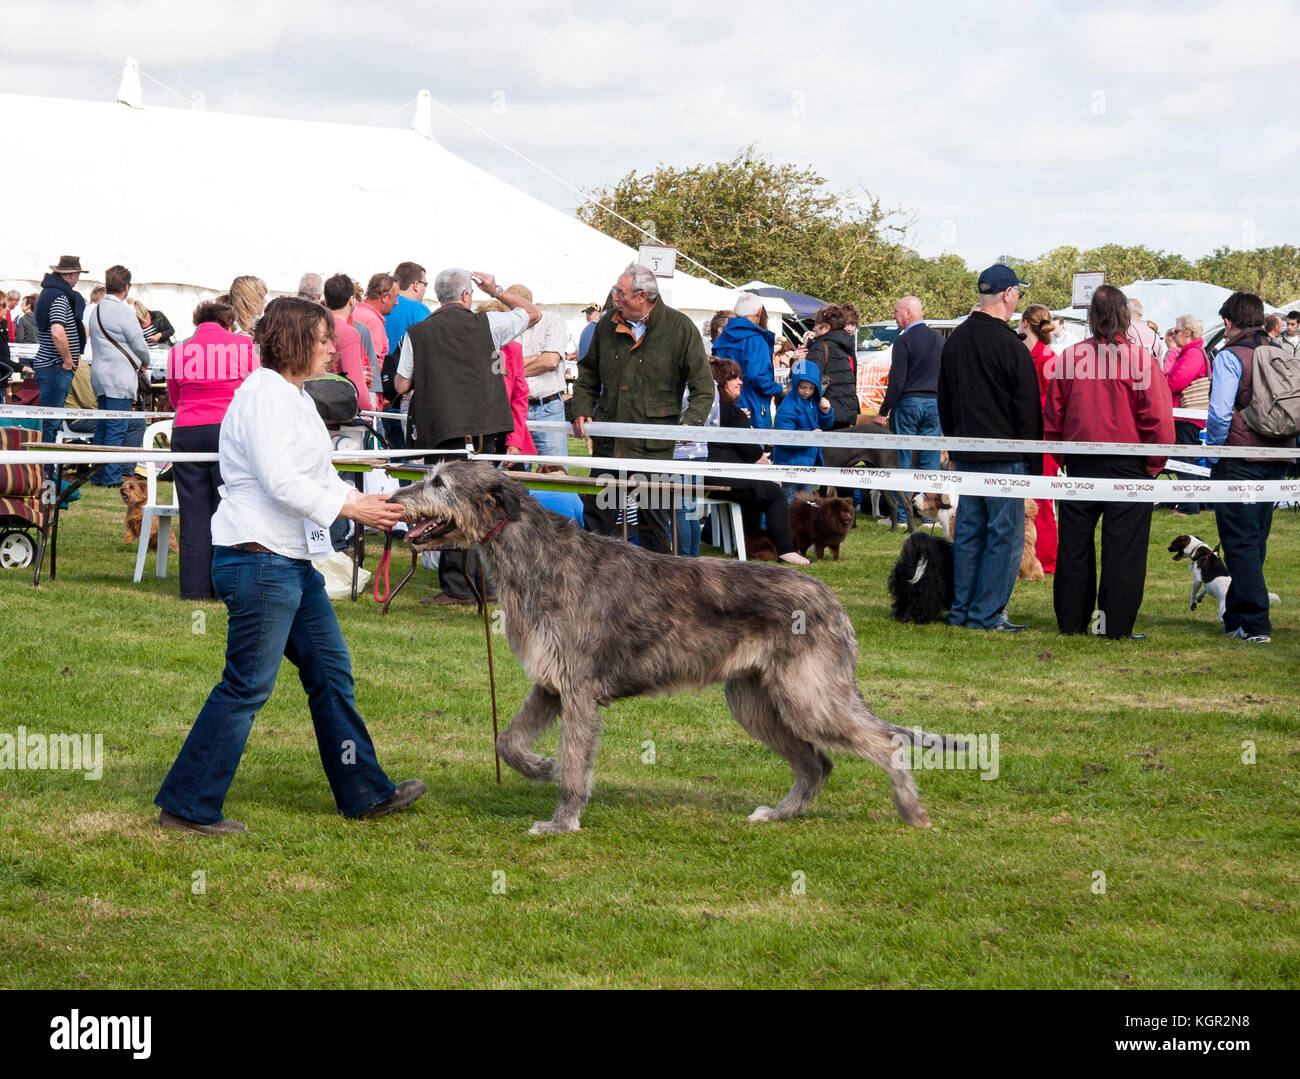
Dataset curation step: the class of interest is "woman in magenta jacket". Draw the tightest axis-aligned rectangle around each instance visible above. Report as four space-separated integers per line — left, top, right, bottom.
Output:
1163 314 1210 515
167 299 260 599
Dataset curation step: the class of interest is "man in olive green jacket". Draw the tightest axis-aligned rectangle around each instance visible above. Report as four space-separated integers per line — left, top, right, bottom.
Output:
570 263 714 551
570 263 714 461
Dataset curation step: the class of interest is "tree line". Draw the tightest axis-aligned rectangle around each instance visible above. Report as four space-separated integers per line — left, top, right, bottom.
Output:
576 147 1300 323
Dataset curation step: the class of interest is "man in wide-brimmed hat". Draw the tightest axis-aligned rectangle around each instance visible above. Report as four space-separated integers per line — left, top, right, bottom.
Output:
33 255 90 445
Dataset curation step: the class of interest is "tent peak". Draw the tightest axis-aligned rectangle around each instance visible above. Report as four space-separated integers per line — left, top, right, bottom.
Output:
117 58 143 110
411 90 435 141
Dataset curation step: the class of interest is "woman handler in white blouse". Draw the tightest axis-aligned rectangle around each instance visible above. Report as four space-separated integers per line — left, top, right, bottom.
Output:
155 297 425 835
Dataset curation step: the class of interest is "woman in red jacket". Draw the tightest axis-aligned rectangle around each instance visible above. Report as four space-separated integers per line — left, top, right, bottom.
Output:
166 299 260 599
1019 304 1059 574
1043 286 1175 640
476 300 536 460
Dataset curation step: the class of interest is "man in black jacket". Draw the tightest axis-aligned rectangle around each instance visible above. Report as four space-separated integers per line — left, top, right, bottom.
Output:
937 265 1043 631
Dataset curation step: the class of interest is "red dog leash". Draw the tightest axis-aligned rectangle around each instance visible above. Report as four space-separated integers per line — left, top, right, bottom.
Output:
373 531 394 604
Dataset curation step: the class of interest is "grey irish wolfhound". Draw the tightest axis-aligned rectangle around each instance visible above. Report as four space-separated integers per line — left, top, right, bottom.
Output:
391 461 955 835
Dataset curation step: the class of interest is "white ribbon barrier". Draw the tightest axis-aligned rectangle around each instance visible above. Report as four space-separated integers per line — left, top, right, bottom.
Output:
0 443 1282 502
0 404 175 420
466 451 1298 504
531 420 1298 461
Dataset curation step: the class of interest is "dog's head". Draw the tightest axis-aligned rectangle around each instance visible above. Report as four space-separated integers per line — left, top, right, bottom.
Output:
388 461 525 551
822 496 855 533
913 492 957 517
1169 534 1208 561
120 476 147 508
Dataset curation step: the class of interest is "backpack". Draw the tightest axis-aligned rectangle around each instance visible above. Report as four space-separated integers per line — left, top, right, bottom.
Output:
1238 342 1300 439
303 374 360 424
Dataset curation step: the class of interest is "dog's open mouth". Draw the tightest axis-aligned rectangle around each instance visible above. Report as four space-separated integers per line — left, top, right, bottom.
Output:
404 517 457 545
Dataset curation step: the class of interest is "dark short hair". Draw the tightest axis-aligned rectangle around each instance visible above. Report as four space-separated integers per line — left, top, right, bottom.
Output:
23 293 37 310
814 304 848 331
709 356 743 401
1218 291 1265 330
255 297 332 378
193 300 236 331
393 261 425 290
709 310 734 342
1088 285 1131 343
1288 310 1300 321
323 273 354 310
366 272 396 301
103 265 131 294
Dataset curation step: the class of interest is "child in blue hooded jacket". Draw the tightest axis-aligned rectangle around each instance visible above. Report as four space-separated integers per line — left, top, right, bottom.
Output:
773 358 834 502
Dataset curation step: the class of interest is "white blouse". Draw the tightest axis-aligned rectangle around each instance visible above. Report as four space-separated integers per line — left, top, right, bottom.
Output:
210 366 356 558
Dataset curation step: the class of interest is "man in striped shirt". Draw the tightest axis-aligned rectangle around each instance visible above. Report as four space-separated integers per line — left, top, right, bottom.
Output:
34 255 89 444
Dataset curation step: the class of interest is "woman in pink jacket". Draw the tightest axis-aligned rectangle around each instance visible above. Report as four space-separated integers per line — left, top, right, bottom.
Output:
167 299 260 599
476 300 536 460
1164 314 1210 515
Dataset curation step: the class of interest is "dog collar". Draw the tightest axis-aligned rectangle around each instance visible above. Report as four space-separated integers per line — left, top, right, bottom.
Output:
481 516 511 542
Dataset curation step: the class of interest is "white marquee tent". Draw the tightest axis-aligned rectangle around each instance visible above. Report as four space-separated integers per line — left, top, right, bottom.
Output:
0 79 762 344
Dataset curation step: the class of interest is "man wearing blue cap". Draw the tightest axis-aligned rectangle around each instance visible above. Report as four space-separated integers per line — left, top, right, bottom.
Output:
937 265 1044 631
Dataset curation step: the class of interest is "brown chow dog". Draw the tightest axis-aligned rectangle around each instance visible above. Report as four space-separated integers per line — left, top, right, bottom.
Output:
790 494 856 561
744 531 779 561
121 476 177 552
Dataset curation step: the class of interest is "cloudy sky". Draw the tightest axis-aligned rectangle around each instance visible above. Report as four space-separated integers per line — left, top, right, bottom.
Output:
4 0 1298 279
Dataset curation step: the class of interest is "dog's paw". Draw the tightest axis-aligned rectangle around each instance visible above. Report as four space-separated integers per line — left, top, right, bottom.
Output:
528 818 579 836
747 805 779 823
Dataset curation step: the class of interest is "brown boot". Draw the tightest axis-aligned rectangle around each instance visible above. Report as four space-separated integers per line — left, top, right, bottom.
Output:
360 779 428 820
157 810 248 835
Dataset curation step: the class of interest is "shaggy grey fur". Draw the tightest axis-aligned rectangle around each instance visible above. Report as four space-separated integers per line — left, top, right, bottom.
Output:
391 461 953 835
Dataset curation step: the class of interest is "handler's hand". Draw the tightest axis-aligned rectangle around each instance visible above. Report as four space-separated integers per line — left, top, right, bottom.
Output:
572 415 590 438
363 367 374 388
471 271 497 296
341 493 404 531
870 414 890 427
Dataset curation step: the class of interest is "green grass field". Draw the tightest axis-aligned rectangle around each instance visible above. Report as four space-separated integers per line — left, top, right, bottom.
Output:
1 471 1298 988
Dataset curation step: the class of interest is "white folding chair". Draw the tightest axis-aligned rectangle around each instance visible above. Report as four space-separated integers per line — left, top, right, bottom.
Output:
133 420 179 582
698 497 747 561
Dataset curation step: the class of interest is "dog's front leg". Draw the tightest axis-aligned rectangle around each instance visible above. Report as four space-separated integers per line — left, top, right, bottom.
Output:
1191 580 1205 611
497 684 560 783
529 694 602 836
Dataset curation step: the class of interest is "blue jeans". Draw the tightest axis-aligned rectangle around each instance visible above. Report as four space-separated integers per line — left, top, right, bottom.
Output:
34 363 74 444
1213 458 1289 637
528 395 568 459
155 548 397 823
949 460 1027 629
92 394 135 484
672 472 702 556
890 396 941 520
890 396 942 472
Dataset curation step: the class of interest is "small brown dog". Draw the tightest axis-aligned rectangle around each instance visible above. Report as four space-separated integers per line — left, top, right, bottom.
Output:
121 476 177 552
1019 499 1043 581
790 494 856 561
744 531 779 561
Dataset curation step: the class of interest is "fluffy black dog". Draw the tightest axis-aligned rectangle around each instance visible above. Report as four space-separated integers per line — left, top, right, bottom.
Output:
888 532 954 623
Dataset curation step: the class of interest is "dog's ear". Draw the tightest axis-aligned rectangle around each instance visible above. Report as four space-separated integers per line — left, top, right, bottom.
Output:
488 474 524 519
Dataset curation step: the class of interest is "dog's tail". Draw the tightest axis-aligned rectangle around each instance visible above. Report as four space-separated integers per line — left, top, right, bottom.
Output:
882 722 967 753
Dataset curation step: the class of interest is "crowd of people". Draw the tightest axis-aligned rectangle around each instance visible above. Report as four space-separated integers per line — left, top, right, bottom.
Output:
4 252 1295 647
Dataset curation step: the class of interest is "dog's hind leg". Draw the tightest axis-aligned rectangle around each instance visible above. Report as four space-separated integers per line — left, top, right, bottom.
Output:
725 675 833 823
497 684 561 783
529 693 602 836
801 681 932 828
